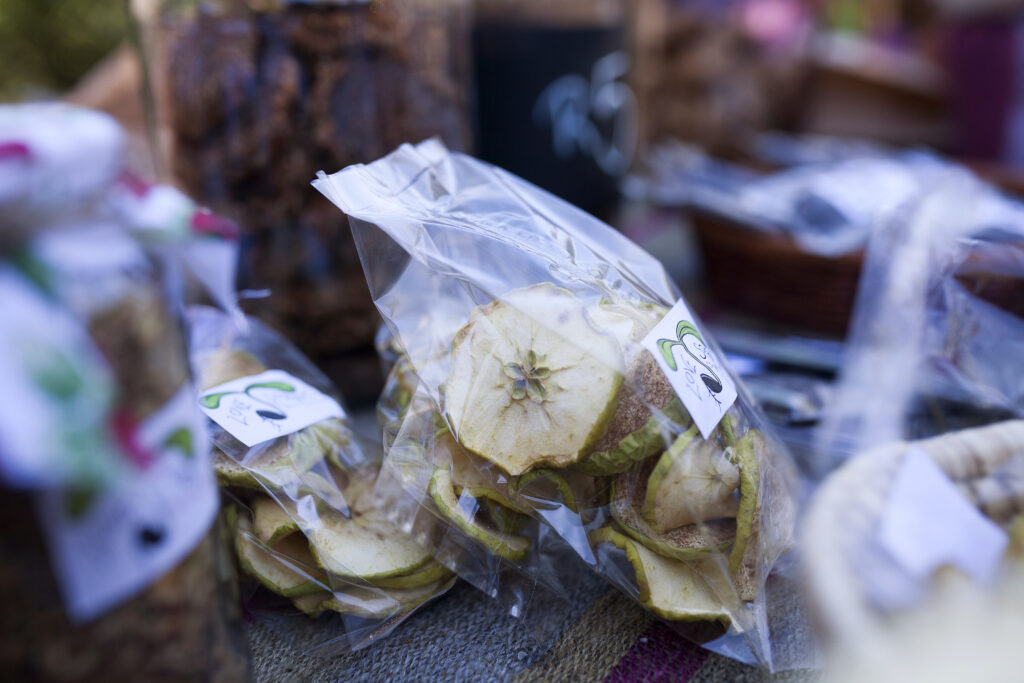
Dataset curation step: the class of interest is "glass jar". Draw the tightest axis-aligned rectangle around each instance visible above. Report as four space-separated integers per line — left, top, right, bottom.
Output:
0 245 251 680
0 103 250 681
134 0 473 406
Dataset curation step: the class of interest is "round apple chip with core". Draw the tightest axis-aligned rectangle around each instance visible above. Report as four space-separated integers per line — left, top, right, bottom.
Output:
445 284 624 476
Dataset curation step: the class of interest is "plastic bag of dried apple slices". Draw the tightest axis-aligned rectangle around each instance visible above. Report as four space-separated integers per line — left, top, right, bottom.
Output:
375 360 585 636
187 305 455 655
314 139 801 669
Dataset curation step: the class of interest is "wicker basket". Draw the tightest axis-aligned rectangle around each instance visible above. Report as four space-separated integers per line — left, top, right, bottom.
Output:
802 420 1024 644
690 208 863 336
690 206 1024 338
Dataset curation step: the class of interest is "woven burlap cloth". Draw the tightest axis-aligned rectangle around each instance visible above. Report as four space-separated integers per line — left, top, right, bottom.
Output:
248 574 821 682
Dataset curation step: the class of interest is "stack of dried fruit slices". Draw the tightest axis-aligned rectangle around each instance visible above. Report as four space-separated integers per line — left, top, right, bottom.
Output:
386 283 771 626
202 350 454 622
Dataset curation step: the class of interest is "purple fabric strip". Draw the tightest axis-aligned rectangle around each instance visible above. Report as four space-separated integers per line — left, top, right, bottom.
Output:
604 621 710 683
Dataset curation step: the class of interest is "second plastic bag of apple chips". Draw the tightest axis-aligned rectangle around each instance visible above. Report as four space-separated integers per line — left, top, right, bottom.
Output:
188 305 454 655
314 139 802 669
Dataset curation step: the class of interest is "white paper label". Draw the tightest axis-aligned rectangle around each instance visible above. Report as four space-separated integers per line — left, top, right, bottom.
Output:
198 369 344 447
878 448 1008 586
37 384 217 622
641 299 737 439
0 266 117 488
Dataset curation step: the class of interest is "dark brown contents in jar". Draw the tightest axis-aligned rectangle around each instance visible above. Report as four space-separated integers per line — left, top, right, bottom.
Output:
163 2 470 405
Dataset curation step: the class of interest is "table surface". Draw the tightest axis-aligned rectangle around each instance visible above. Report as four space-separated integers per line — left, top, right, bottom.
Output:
247 571 821 682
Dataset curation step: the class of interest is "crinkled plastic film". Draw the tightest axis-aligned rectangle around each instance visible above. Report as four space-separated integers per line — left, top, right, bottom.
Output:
817 168 1024 469
314 140 802 669
188 306 455 655
804 169 1024 658
628 141 950 258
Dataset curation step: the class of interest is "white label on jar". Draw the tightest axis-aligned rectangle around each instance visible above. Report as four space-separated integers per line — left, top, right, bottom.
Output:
36 384 217 623
0 265 117 489
198 369 344 447
641 299 737 439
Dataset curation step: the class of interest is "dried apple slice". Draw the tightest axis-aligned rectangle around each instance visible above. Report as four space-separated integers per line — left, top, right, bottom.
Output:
510 468 587 514
247 459 371 521
235 516 326 598
440 430 531 514
214 449 265 490
197 348 266 389
213 440 292 491
586 300 669 346
292 591 333 618
326 463 379 516
368 560 454 590
252 496 299 545
642 427 740 532
428 468 530 562
294 576 457 620
478 498 529 535
610 464 735 561
573 298 691 476
301 418 359 472
572 400 690 476
584 301 680 452
728 430 763 580
213 428 335 493
379 354 421 420
591 527 730 624
308 508 433 581
444 283 624 475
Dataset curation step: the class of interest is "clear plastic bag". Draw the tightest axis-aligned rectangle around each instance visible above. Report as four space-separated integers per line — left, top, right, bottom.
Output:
627 141 951 256
816 168 1024 468
314 139 801 669
188 305 456 655
803 168 1024 674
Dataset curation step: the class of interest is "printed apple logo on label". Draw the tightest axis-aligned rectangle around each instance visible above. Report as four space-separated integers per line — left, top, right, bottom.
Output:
657 320 724 402
200 380 295 422
198 370 345 448
642 300 738 440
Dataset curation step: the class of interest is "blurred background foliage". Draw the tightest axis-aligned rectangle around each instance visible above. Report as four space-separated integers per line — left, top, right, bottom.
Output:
0 0 129 101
